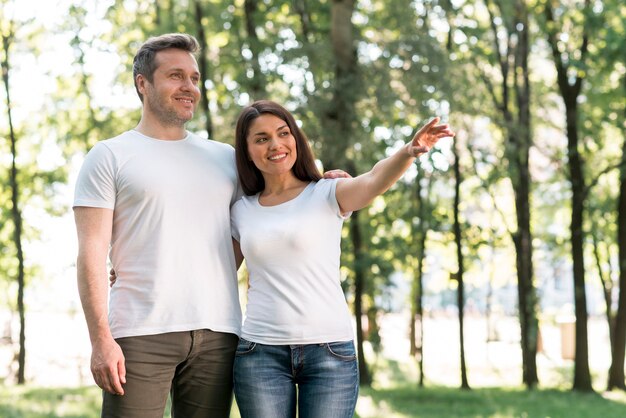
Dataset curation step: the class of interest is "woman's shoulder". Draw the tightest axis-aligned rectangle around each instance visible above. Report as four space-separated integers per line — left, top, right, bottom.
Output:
232 193 259 211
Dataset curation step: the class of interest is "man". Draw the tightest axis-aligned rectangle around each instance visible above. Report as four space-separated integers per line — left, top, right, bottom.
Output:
73 33 241 418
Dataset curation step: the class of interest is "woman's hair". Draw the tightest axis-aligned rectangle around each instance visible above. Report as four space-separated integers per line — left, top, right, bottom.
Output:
235 100 322 195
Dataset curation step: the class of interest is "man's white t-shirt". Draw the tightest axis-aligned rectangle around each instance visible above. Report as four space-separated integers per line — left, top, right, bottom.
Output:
73 130 242 339
230 179 354 345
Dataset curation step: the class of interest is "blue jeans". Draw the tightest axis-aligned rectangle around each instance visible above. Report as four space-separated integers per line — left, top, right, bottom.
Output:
233 339 359 418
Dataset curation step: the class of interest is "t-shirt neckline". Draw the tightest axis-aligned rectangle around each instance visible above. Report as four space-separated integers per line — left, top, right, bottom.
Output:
255 181 315 209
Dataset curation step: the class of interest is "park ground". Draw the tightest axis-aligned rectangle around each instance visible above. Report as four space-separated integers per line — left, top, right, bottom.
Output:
2 312 626 417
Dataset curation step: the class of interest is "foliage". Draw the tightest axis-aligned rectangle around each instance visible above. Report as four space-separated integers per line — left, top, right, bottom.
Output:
1 0 626 391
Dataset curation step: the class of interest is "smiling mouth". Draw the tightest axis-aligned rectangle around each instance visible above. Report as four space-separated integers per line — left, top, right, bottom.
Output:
176 97 194 104
268 153 287 161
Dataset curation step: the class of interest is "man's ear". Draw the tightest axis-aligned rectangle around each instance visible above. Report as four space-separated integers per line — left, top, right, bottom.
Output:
136 74 147 95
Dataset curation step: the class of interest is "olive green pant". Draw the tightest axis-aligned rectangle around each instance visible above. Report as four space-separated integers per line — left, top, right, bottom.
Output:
102 329 238 418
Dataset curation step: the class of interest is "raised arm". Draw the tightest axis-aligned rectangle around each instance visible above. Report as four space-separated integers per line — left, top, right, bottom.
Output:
335 117 454 213
74 206 126 395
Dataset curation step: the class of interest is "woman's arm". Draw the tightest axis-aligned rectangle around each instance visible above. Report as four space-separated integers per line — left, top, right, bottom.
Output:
336 117 454 213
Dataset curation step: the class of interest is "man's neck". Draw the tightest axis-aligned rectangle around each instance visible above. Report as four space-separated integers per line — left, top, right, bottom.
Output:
135 117 187 141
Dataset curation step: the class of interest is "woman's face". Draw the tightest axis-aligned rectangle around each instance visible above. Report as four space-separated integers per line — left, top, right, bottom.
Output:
246 114 298 178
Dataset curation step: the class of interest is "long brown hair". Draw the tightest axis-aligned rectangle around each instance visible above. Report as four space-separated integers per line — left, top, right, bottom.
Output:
235 100 322 195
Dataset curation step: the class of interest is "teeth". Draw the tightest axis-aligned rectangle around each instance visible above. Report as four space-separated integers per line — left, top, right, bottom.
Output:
269 154 286 160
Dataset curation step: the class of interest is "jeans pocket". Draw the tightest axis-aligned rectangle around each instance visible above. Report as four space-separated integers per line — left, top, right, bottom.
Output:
325 341 357 361
235 338 257 356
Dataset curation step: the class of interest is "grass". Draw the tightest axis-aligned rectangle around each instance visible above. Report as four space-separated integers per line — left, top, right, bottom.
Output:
2 383 626 418
0 386 100 418
356 385 626 417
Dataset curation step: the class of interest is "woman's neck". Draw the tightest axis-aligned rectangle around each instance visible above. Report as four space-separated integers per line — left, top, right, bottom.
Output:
259 173 309 205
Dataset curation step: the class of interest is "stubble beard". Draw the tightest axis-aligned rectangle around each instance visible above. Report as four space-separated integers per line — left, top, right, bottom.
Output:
146 92 195 128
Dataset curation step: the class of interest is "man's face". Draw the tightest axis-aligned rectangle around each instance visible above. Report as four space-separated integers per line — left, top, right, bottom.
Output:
138 48 201 126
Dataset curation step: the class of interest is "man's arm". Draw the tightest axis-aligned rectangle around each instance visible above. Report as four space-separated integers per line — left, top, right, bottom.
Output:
74 206 126 395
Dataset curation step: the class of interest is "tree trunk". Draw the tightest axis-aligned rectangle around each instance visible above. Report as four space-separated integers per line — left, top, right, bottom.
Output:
592 234 615 357
2 28 26 385
409 173 428 387
607 73 626 391
349 208 372 386
327 0 371 386
292 0 319 93
193 0 214 138
452 135 469 390
544 0 593 391
483 0 539 387
511 0 539 387
567 103 593 391
243 0 265 99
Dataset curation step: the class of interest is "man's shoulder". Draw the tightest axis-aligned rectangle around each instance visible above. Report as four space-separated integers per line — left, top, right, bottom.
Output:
189 134 235 152
91 130 136 150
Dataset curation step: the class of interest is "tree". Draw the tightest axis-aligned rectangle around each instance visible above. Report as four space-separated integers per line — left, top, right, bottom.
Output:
452 131 470 389
443 0 539 387
541 0 593 391
409 170 433 387
192 0 214 137
326 0 372 386
1 7 25 385
611 78 626 389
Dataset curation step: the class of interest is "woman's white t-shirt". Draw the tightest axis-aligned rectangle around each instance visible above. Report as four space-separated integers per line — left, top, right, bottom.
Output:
231 179 354 345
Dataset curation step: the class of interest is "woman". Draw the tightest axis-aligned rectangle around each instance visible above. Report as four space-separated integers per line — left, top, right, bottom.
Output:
230 100 454 418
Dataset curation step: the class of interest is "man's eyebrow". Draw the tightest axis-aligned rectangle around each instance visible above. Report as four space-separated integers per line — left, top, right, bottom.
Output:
165 67 200 76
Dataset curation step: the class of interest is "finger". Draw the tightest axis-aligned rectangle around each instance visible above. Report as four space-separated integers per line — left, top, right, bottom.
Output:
108 366 125 396
96 369 114 394
109 268 115 275
118 358 127 385
427 116 440 127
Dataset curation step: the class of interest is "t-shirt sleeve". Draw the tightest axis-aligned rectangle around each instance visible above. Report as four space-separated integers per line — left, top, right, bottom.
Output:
319 179 351 220
73 143 117 209
228 145 245 207
230 201 242 242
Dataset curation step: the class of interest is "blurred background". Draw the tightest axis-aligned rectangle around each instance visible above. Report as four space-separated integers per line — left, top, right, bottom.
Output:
1 0 625 408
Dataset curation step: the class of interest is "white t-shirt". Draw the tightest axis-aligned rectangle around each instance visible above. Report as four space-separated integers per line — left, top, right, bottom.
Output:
73 130 242 339
230 179 354 345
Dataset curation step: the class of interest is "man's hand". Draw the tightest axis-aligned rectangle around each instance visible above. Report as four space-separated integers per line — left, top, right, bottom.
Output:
109 268 117 287
323 169 352 179
91 337 126 395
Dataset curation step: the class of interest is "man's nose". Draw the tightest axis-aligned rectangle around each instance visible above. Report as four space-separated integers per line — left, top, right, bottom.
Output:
181 76 196 91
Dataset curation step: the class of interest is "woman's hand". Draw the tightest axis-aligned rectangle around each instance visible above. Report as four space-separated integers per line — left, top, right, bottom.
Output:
406 117 455 157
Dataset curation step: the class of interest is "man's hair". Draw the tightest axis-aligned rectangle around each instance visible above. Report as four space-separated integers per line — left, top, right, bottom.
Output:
132 33 199 102
235 100 322 196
